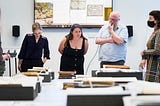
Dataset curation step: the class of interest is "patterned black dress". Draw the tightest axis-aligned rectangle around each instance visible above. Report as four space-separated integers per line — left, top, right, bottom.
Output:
60 38 85 74
143 29 160 82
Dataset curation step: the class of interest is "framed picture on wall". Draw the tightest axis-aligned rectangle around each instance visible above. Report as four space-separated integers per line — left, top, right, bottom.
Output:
87 5 103 16
34 1 53 26
70 0 86 10
34 0 113 28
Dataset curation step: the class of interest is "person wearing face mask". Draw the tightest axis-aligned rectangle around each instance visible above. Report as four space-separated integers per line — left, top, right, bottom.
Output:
96 11 128 68
140 10 160 82
58 24 88 74
18 23 50 72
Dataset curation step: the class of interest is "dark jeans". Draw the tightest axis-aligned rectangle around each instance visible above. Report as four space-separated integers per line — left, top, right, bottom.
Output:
100 60 125 68
21 59 44 72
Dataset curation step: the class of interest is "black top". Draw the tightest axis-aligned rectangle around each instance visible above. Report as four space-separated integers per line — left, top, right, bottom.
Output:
60 38 85 74
18 34 50 60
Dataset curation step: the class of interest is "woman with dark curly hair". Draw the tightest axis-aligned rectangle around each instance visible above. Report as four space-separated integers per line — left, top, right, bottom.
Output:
58 24 88 74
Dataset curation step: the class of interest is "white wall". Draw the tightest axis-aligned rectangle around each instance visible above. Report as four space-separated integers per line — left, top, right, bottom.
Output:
0 0 160 76
113 0 160 69
0 0 34 76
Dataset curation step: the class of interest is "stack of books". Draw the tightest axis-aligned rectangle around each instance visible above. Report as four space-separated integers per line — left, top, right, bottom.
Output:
58 71 76 79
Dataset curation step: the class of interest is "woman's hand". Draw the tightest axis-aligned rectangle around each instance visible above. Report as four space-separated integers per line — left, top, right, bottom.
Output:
140 59 146 69
140 51 144 56
18 63 22 72
18 59 23 72
2 53 10 60
42 57 47 64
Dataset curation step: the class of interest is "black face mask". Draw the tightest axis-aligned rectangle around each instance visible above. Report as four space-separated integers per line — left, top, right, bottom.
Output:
147 21 155 28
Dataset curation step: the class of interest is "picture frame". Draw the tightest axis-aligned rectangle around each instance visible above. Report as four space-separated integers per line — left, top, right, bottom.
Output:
34 0 113 28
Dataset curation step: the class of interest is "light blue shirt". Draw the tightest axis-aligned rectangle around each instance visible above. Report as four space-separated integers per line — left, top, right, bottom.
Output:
98 22 128 62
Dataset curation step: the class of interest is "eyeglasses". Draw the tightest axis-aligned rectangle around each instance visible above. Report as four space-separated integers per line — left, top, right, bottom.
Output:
109 18 119 21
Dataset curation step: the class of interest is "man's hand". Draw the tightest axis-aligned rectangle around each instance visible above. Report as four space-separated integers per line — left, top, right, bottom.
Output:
108 24 114 34
96 37 114 45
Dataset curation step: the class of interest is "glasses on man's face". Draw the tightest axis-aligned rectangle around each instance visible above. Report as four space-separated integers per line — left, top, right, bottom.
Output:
109 18 119 22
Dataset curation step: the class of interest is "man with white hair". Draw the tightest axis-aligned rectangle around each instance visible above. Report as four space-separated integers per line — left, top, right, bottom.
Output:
96 11 128 68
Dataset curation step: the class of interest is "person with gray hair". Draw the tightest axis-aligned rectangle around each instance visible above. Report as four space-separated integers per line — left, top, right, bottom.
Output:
96 11 128 68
